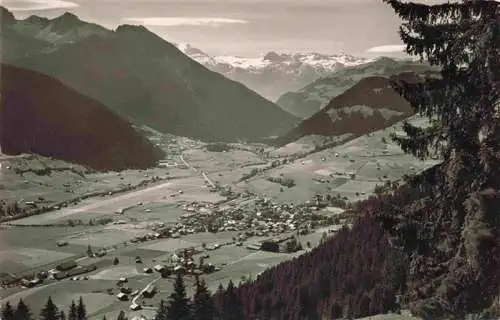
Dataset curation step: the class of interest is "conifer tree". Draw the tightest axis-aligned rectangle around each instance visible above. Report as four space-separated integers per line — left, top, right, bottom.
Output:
213 283 225 316
68 300 77 320
86 245 93 257
117 311 127 320
166 273 191 320
76 297 87 320
154 299 167 320
385 0 500 193
192 277 215 320
216 284 224 295
14 299 34 320
60 310 66 320
221 281 244 320
1 302 14 320
102 316 107 320
383 0 500 316
40 297 60 320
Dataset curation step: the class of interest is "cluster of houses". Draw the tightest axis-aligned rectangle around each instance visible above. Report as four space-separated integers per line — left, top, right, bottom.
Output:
166 195 342 240
3 259 97 289
114 276 156 311
111 193 352 257
150 248 220 277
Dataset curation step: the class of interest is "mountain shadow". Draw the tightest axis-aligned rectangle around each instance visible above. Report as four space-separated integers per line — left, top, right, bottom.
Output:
0 63 164 171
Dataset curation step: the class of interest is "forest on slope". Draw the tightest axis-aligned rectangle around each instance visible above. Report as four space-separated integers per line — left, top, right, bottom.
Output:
215 1 500 319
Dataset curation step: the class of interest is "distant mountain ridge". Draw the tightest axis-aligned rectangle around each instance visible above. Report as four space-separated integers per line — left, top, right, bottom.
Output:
176 43 373 102
276 70 433 146
0 7 298 143
276 57 431 119
0 63 163 171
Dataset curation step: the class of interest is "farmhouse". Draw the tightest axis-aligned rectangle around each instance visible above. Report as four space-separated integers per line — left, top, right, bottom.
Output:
246 243 262 251
56 240 68 247
154 264 166 272
20 278 37 288
95 250 107 257
130 303 142 311
120 287 132 294
173 265 185 274
142 285 156 298
56 260 77 271
261 240 280 253
118 277 128 283
116 292 128 301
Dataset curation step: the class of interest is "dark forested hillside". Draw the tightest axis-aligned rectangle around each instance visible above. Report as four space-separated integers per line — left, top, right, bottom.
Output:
217 215 405 319
0 63 164 171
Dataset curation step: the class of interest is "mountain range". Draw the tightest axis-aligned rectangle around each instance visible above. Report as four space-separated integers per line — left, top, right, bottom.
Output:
276 72 424 146
177 43 373 102
176 43 434 146
0 7 298 143
274 59 435 147
276 57 432 119
0 63 163 171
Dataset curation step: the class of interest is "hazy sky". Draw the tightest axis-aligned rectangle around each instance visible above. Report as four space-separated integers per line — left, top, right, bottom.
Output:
3 0 409 57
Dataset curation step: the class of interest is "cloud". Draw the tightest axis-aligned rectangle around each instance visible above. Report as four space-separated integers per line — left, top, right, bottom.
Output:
122 17 249 27
4 0 79 11
366 44 406 53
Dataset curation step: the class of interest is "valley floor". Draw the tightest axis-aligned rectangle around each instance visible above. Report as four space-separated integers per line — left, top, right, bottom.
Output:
0 119 437 319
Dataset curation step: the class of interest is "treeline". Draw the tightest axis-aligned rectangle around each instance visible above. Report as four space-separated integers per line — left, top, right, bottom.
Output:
12 166 88 177
2 296 90 320
154 273 257 320
0 274 246 320
0 200 25 218
266 176 296 188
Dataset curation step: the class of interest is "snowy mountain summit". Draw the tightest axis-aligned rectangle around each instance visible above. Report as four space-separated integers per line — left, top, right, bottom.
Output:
176 43 373 101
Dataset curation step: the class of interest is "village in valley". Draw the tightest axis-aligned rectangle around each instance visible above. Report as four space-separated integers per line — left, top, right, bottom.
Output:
0 118 439 319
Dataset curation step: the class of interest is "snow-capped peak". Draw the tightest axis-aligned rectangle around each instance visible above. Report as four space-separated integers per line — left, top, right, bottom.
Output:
175 42 216 65
175 43 372 71
174 43 373 101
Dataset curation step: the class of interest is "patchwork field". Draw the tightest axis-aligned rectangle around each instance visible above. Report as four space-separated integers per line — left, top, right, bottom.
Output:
141 238 198 252
0 248 74 270
202 250 296 293
90 266 142 281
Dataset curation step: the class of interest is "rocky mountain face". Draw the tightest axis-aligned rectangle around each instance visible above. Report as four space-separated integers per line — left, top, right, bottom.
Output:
0 63 164 171
177 43 373 102
0 7 298 143
275 72 425 146
276 57 432 119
